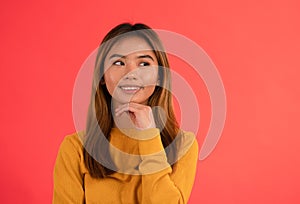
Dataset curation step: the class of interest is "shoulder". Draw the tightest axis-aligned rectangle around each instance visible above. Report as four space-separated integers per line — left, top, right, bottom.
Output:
59 131 84 150
57 131 85 162
60 131 85 148
55 131 87 173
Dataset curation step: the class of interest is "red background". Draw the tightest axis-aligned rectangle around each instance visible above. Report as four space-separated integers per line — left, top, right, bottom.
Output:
1 0 299 203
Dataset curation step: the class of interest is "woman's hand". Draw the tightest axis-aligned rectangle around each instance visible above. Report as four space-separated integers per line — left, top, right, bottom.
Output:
115 102 156 130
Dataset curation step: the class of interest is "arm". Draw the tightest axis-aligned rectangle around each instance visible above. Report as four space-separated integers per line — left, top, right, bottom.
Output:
114 103 198 203
138 130 198 204
53 134 85 204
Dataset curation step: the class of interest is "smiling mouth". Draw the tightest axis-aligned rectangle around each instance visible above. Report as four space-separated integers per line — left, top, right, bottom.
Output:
119 85 144 93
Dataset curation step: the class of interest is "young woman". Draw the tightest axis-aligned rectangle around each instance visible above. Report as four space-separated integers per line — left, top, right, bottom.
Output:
53 23 198 204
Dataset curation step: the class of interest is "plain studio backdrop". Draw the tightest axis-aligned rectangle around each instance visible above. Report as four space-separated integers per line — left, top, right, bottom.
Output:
0 0 299 203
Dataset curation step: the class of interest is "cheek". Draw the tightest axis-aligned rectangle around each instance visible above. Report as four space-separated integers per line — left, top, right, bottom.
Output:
140 68 158 85
104 71 122 94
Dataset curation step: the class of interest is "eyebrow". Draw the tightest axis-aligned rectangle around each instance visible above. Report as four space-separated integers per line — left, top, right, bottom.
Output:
109 54 154 61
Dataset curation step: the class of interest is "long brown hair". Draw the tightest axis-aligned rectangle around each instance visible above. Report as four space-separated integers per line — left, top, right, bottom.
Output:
84 23 181 178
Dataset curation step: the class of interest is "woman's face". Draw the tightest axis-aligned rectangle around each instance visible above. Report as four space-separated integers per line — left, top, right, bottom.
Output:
103 36 159 105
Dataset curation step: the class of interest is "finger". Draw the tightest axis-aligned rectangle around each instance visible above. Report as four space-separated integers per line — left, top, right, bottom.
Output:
115 102 144 112
115 103 146 115
126 102 145 108
114 103 130 114
115 105 140 116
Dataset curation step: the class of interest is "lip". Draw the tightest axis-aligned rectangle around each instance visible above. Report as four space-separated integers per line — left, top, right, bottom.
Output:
118 84 144 94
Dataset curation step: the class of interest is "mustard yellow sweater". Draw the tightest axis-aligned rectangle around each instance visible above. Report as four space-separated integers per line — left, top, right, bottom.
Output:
53 128 198 204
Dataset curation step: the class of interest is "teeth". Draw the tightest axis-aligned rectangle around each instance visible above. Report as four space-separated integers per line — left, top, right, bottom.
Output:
120 86 141 90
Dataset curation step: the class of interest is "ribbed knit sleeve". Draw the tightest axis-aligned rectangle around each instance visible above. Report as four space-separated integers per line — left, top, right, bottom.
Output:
110 128 199 204
53 133 86 204
139 130 198 204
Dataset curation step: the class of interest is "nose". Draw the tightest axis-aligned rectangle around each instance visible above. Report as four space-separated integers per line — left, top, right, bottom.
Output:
124 62 138 80
125 72 137 80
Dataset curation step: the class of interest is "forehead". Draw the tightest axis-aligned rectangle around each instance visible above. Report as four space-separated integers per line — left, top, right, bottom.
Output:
107 36 154 56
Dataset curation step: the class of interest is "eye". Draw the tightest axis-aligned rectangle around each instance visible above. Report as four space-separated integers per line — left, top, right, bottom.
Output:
139 62 150 67
113 60 125 66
